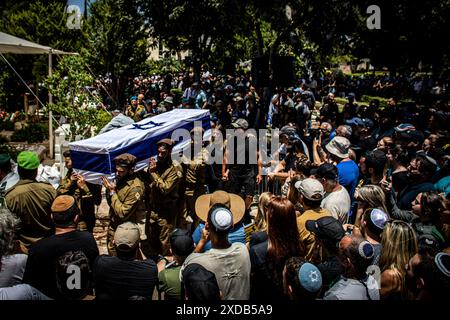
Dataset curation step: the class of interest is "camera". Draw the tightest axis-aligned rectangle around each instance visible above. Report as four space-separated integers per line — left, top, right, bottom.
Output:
309 128 320 139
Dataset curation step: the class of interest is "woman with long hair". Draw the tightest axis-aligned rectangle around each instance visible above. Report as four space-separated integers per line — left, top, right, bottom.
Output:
386 145 409 195
379 220 418 300
249 196 305 301
247 192 272 248
354 185 389 227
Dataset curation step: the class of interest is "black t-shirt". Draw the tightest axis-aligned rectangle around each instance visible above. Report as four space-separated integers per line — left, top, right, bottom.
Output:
249 231 268 248
93 255 158 300
249 240 287 301
23 230 99 299
317 255 345 295
392 171 410 194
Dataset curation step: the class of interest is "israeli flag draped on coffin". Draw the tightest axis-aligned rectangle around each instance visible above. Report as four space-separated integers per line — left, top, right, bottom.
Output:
69 109 211 185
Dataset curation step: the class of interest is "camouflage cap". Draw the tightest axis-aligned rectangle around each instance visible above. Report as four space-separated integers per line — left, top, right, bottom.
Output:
113 153 137 168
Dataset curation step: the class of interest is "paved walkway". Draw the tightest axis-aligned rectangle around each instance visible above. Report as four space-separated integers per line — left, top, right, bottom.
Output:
93 192 109 255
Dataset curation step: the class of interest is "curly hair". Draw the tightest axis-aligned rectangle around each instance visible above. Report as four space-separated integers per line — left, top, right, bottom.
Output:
0 208 20 269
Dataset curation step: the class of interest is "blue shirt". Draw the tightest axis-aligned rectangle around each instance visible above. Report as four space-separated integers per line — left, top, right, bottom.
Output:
192 222 247 252
337 160 359 199
435 175 450 197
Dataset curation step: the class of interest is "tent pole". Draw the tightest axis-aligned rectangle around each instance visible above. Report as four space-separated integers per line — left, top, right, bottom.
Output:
48 51 54 159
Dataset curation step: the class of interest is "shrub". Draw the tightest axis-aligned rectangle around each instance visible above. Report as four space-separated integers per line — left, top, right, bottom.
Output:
10 123 48 143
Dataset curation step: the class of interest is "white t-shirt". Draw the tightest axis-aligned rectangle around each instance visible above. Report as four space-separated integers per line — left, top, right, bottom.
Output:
321 186 351 224
181 242 251 300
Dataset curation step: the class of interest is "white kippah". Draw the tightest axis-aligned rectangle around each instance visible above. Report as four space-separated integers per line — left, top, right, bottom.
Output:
214 209 232 229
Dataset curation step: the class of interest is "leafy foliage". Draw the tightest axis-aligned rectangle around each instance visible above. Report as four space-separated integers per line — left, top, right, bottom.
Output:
0 0 88 110
84 0 151 107
45 55 109 141
10 123 48 143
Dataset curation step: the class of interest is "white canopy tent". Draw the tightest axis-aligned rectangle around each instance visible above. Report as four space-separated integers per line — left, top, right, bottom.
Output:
0 31 78 158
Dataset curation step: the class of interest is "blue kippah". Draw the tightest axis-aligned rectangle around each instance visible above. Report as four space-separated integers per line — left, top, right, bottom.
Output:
298 263 322 293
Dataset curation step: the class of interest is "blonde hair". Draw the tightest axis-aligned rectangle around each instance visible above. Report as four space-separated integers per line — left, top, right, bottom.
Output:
380 220 418 299
255 192 272 232
357 185 388 213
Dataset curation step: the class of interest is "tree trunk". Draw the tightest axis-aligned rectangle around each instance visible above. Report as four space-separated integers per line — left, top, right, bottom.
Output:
255 20 264 57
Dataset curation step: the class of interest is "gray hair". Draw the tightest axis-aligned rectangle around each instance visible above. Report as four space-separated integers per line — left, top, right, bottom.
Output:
0 207 21 264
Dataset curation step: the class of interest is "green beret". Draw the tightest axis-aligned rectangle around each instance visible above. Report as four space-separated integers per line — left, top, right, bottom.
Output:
17 151 40 170
0 153 11 167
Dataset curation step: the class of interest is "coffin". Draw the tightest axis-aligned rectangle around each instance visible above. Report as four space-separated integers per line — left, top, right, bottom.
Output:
69 109 211 184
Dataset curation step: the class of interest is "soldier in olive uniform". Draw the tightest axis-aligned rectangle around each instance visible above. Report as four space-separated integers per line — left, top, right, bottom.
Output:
5 151 56 252
57 150 102 232
145 139 183 256
102 153 146 256
179 127 209 229
126 96 146 122
0 153 19 208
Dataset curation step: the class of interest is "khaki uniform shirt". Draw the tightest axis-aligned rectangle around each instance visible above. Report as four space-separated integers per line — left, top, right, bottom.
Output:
108 174 146 236
57 171 97 206
147 160 183 218
181 147 209 195
126 104 146 122
5 179 56 247
297 208 331 261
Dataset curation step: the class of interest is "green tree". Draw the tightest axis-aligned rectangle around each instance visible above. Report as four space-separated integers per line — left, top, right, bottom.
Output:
353 0 450 76
0 0 87 110
45 55 111 141
143 0 247 81
84 0 151 108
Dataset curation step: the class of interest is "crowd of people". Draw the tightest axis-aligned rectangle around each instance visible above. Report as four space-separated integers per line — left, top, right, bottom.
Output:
1 66 450 301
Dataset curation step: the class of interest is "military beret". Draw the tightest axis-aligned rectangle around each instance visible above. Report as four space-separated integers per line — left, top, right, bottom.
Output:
17 151 40 170
51 195 76 213
0 153 11 167
157 138 174 147
114 153 137 168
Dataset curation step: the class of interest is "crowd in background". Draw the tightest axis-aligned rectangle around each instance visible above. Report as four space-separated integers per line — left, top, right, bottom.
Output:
1 66 450 300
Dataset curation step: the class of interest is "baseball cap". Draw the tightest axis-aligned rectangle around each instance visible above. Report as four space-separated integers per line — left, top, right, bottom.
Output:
325 136 350 158
113 153 136 168
345 117 365 127
394 123 416 132
231 118 249 130
347 92 355 98
298 263 323 293
306 216 345 245
17 151 40 170
170 229 194 257
361 118 374 129
114 222 140 249
182 263 221 301
313 163 338 181
163 96 174 104
295 178 325 201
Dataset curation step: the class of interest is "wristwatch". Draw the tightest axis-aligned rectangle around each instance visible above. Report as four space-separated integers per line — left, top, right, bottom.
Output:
158 255 169 264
